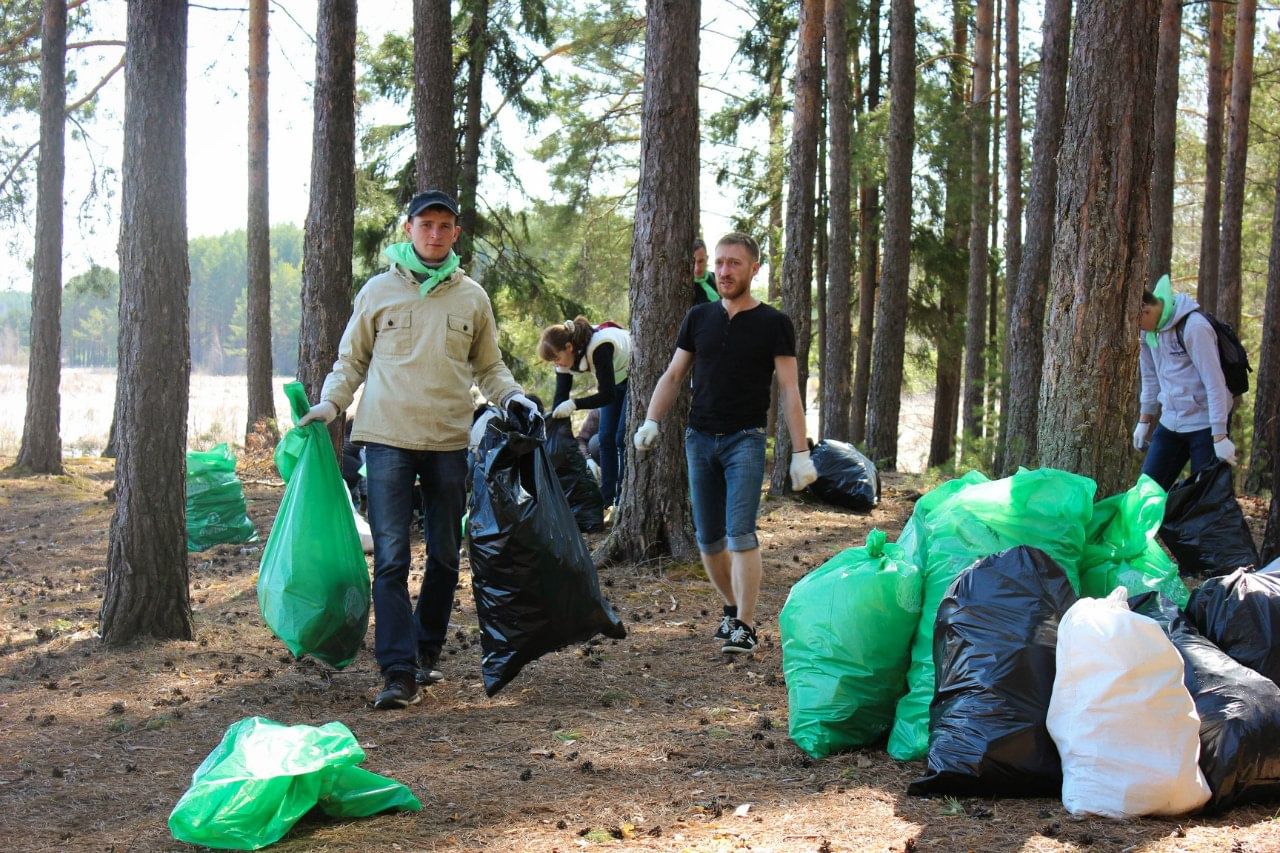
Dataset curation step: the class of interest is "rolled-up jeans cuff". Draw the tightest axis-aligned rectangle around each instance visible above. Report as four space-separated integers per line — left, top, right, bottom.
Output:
698 537 727 556
726 532 759 552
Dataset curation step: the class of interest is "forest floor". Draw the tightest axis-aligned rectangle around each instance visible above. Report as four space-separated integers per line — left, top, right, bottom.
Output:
0 455 1277 853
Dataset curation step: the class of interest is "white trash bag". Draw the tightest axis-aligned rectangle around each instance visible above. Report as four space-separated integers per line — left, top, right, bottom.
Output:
1047 588 1210 818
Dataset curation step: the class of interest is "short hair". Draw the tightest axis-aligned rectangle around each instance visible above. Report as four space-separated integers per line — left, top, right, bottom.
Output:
716 232 760 263
693 238 706 252
1141 289 1160 306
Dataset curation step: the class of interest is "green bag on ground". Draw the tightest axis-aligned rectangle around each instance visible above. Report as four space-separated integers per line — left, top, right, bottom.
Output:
168 717 421 850
887 467 1097 761
781 529 923 757
1080 474 1189 607
257 382 370 669
187 443 258 552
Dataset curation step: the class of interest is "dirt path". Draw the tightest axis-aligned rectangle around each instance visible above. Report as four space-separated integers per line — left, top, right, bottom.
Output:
0 458 1277 852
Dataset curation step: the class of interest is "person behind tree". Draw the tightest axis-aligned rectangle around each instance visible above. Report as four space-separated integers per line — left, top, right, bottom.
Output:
1134 273 1236 490
538 317 632 508
633 232 817 655
692 238 720 305
299 189 541 710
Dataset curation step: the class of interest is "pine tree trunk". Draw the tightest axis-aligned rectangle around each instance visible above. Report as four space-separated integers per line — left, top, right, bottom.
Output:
245 0 276 443
770 0 822 495
1147 0 1181 283
458 0 489 267
994 0 1021 466
1198 1 1226 314
851 0 881 445
1246 155 1280 495
998 0 1069 475
815 132 828 439
414 0 456 193
1215 0 1256 334
1037 0 1161 497
298 0 357 459
595 0 699 567
821 0 853 443
765 37 784 440
16 0 66 475
961 0 994 453
986 0 1001 450
101 0 192 644
865 0 915 469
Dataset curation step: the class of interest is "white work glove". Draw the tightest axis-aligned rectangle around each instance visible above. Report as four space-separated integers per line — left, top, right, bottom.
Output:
633 419 660 451
506 392 541 421
1214 436 1237 466
298 400 339 427
789 449 819 491
1132 420 1152 452
552 399 577 419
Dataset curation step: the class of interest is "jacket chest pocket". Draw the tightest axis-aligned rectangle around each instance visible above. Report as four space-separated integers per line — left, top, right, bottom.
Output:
375 310 412 358
446 313 474 362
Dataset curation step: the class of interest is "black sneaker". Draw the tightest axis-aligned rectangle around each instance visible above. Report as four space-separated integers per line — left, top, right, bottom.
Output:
374 674 421 710
415 650 444 685
721 620 757 655
713 613 735 641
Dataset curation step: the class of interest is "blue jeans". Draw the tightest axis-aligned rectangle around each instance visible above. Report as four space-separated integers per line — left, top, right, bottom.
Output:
598 379 628 506
685 426 768 553
1141 424 1217 492
364 443 467 677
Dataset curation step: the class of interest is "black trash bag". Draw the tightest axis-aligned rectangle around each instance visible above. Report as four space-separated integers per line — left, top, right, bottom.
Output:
1187 567 1280 686
543 418 605 533
908 546 1078 797
1159 461 1259 576
805 440 879 511
467 407 626 696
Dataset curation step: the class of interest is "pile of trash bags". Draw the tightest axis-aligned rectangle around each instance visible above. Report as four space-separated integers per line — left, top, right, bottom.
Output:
468 406 626 696
169 717 420 850
187 443 258 552
804 439 879 511
781 464 1276 817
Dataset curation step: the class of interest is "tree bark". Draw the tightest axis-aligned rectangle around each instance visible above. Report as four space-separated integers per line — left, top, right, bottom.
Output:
1146 0 1181 283
1003 0 1021 299
1215 0 1255 334
821 0 852 442
1198 0 1226 314
298 0 357 459
596 0 699 567
245 0 275 443
865 0 915 469
961 0 994 452
770 0 822 495
815 120 828 438
1037 0 1161 497
458 0 489 267
986 0 1001 449
101 0 192 644
16 0 66 475
851 0 881 445
998 0 1069 476
414 0 456 194
1246 154 1280 495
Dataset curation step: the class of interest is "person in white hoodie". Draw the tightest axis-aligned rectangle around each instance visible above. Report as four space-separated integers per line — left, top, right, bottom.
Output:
1135 274 1236 490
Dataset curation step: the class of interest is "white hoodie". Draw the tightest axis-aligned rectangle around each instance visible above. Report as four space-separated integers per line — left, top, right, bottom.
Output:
1138 293 1233 437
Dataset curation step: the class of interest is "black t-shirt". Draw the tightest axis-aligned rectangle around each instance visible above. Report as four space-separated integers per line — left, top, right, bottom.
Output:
675 301 796 433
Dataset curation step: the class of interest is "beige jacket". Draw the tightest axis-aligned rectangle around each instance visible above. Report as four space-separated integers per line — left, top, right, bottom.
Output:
321 263 522 452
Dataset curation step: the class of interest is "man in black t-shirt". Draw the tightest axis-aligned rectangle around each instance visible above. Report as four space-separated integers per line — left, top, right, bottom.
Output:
633 232 817 655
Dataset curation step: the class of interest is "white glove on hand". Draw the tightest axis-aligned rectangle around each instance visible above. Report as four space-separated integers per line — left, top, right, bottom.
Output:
633 419 660 451
552 399 576 419
1132 421 1152 452
789 449 819 491
506 392 541 421
298 400 339 427
1214 436 1237 466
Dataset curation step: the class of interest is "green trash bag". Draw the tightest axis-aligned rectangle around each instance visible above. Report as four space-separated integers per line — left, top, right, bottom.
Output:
781 529 923 758
887 467 1097 761
187 443 258 552
168 717 421 850
1080 474 1189 607
257 382 370 669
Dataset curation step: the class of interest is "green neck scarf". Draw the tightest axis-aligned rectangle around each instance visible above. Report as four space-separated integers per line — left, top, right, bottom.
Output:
384 243 460 296
1145 273 1176 349
696 271 720 302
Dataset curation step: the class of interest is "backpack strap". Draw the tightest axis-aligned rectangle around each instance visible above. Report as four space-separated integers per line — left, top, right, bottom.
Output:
1173 309 1200 354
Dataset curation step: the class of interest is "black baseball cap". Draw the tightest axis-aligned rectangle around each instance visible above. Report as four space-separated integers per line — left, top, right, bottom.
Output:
406 189 460 219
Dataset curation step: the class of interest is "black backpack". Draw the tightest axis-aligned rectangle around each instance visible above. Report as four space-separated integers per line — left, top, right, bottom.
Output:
1175 309 1252 397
